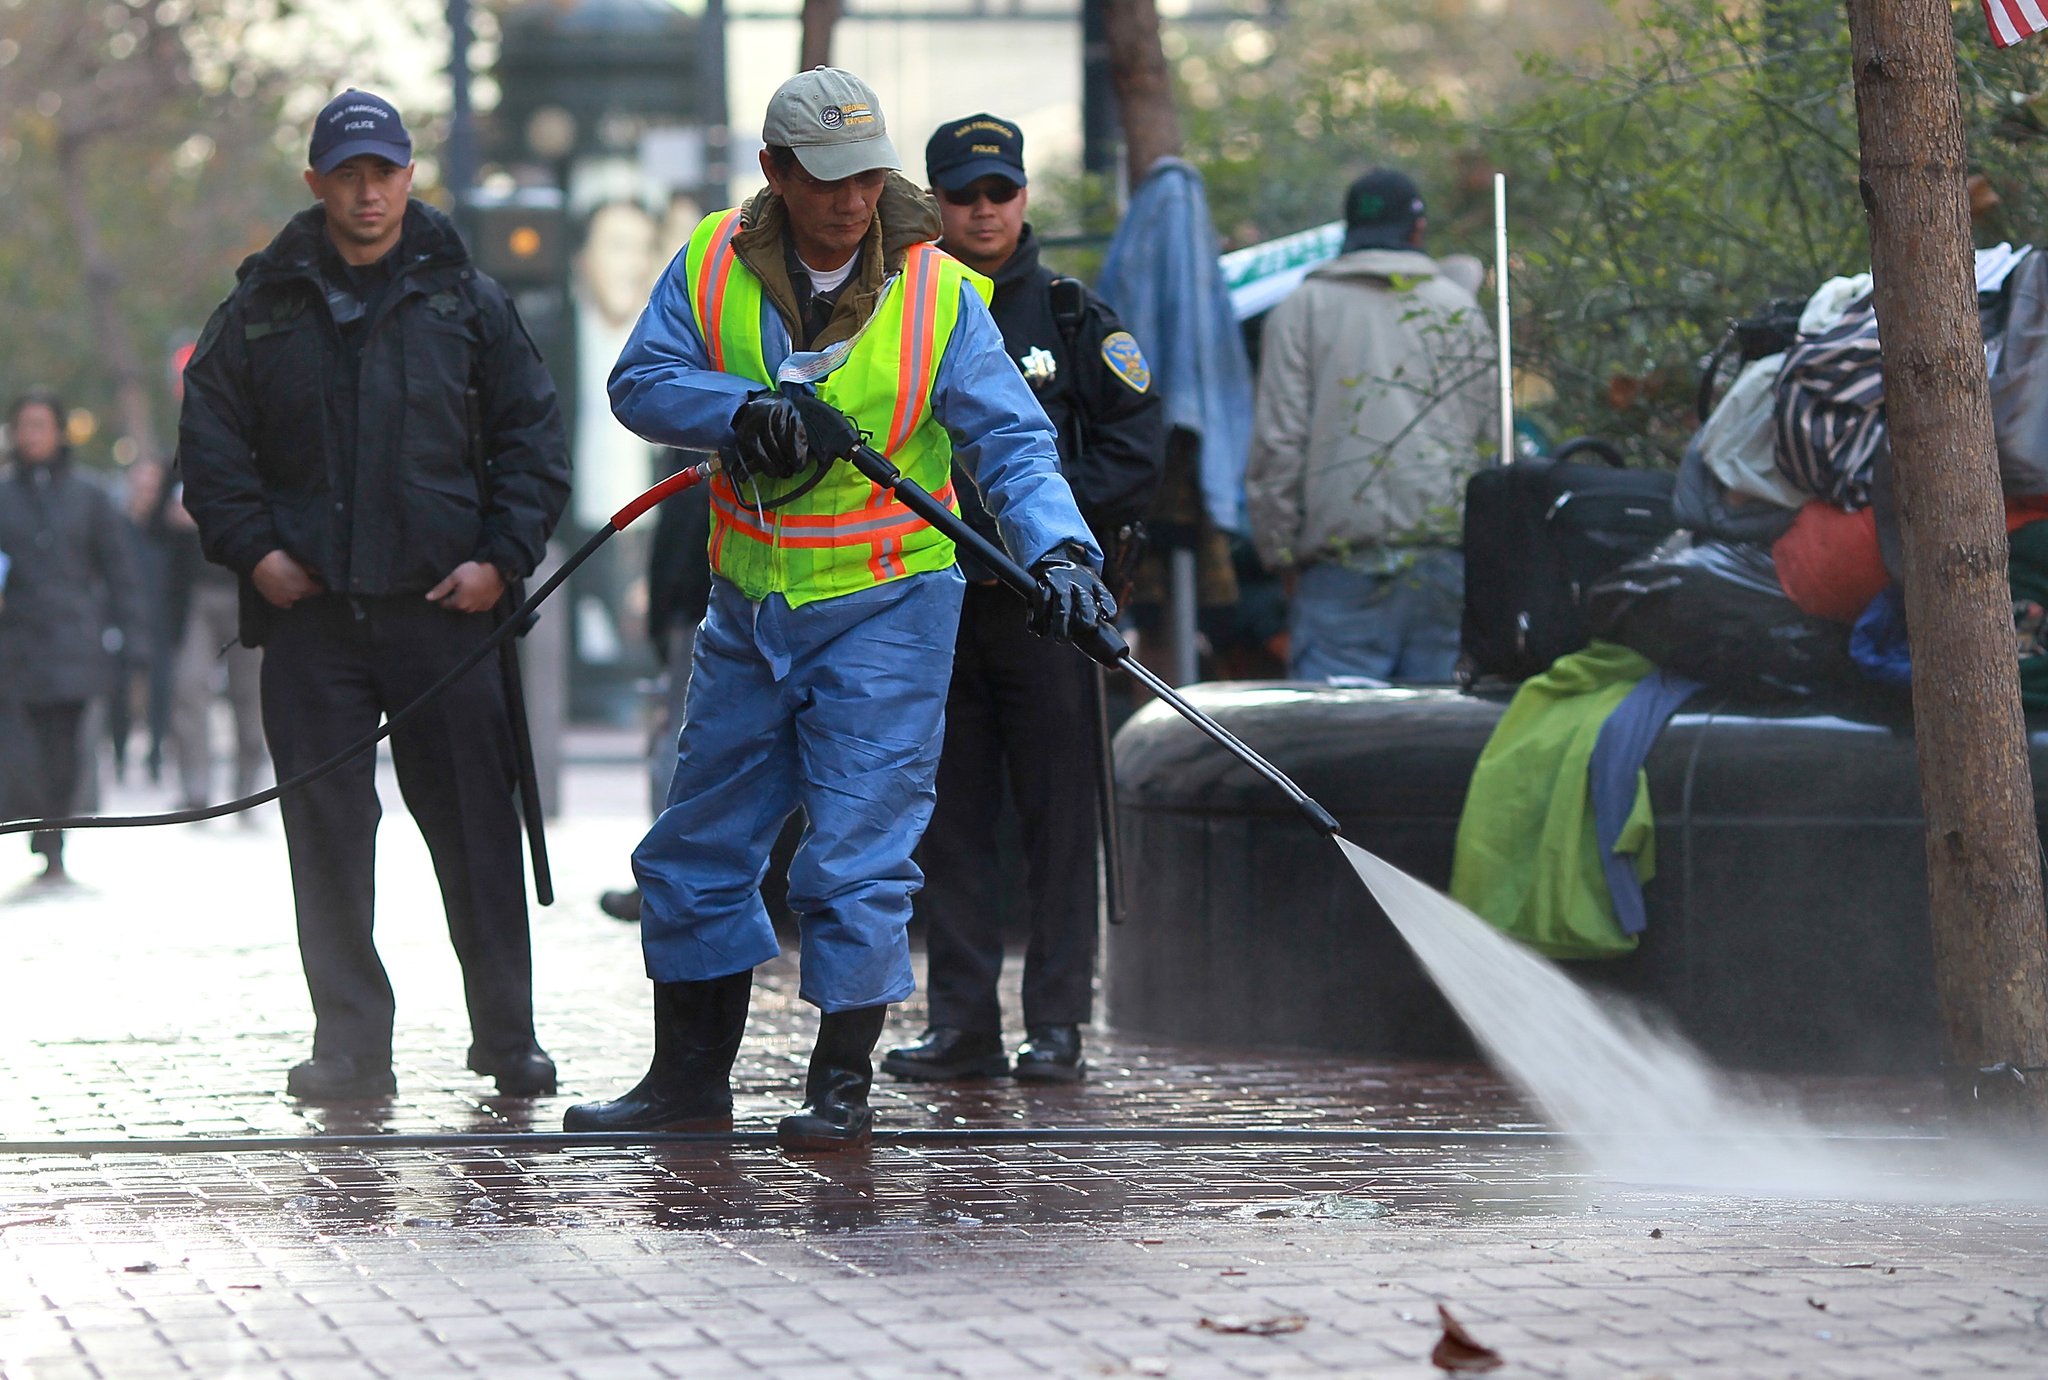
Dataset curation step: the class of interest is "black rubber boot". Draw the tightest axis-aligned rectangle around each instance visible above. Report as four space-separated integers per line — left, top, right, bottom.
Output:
562 971 751 1131
777 1004 889 1151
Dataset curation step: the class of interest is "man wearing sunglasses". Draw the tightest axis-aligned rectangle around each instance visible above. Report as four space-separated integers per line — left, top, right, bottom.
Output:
574 70 1116 1151
882 114 1164 1087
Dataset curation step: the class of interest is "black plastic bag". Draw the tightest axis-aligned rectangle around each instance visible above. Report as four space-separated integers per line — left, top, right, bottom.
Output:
1585 539 1857 698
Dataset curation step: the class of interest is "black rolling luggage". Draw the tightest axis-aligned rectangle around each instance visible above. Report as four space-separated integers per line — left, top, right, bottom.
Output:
1458 439 1678 683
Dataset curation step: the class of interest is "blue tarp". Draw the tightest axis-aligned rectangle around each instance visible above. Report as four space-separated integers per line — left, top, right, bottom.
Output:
1095 159 1255 534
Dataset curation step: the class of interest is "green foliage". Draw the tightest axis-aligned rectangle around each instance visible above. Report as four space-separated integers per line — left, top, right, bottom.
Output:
1499 0 1867 455
1175 0 2048 461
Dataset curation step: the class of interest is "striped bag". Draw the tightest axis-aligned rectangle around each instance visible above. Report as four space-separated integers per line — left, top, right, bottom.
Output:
1773 305 1886 511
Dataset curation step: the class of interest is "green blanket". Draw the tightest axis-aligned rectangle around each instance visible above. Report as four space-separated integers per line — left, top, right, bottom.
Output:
1449 641 1655 959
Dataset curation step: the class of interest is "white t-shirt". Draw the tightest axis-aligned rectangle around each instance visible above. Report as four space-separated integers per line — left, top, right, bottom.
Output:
800 255 857 296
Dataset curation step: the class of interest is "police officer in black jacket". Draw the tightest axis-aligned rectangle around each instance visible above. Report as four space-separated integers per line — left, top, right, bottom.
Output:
178 91 571 1102
884 115 1165 1084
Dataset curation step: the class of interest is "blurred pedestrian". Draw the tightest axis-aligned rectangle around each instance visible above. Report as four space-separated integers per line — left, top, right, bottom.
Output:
1245 168 1496 682
883 113 1164 1085
178 90 571 1101
160 475 267 812
567 68 1113 1150
0 390 144 884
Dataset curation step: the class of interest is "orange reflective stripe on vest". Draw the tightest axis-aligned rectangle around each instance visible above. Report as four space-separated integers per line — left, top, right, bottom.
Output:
707 473 956 551
692 210 744 374
883 245 945 455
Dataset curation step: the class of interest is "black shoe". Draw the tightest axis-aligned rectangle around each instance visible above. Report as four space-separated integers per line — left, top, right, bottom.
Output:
1013 1025 1086 1083
778 1005 888 1152
563 971 751 1132
880 1026 1009 1081
598 887 642 922
468 1044 558 1097
285 1053 397 1101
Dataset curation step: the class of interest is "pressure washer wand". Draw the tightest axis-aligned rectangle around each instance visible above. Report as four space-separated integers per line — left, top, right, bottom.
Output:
0 461 720 866
781 387 1342 839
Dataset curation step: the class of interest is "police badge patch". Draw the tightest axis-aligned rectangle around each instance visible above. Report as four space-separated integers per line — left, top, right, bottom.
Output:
1101 331 1151 393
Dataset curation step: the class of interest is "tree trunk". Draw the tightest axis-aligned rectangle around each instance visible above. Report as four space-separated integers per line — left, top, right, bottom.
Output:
1102 0 1182 188
1846 0 2048 1127
54 131 159 471
798 0 840 73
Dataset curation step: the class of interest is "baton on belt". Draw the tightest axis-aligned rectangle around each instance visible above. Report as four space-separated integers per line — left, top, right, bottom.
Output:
493 593 553 908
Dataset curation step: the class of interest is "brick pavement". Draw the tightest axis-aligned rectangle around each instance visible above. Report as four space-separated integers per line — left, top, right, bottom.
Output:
3 761 2046 1377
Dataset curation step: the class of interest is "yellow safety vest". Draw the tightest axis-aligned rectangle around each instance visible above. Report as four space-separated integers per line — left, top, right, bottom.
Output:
683 208 992 606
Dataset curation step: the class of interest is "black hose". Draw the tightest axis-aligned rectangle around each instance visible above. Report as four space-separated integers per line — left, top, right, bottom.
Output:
0 525 613 839
0 1125 1943 1156
0 462 715 840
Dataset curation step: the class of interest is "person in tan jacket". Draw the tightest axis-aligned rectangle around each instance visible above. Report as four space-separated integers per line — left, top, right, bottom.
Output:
1246 168 1496 682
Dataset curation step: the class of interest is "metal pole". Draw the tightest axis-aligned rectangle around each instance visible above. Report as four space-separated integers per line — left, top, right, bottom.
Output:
702 0 732 203
1168 546 1200 686
446 0 478 196
1082 0 1118 179
1493 172 1513 465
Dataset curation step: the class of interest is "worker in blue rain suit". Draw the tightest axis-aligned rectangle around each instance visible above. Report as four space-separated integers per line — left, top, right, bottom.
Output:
564 67 1116 1151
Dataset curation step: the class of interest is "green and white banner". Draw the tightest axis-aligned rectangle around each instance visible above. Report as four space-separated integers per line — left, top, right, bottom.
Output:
1220 221 1343 321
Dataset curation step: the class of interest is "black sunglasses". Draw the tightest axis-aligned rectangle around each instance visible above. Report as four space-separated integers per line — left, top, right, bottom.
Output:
939 181 1023 207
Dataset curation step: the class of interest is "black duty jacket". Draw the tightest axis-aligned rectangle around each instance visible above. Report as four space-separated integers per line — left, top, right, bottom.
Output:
177 200 569 617
953 226 1165 580
0 456 145 705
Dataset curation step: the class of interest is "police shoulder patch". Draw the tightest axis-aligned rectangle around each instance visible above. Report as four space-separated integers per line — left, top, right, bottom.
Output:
1101 330 1151 394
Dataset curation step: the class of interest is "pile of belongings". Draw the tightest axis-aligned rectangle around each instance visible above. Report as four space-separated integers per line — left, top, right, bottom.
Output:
1453 246 2048 958
1595 242 2048 704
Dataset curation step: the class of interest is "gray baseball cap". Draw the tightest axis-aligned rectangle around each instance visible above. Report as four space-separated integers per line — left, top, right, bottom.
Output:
762 67 901 182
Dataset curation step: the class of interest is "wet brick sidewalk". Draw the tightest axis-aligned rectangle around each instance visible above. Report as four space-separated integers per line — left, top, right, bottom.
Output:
3 761 2046 1377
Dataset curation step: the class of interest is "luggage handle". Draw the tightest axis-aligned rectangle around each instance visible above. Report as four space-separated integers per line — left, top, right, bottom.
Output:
1548 436 1628 468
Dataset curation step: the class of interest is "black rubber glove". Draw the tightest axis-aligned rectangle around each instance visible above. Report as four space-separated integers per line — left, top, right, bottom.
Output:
727 392 812 484
1029 548 1119 643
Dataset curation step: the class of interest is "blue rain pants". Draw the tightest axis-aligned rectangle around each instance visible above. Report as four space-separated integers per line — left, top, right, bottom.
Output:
632 568 967 1012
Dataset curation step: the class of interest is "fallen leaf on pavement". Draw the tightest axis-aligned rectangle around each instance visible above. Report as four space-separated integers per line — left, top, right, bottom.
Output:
1219 1269 1247 1276
1807 1298 1828 1311
1199 1314 1308 1336
1431 1305 1504 1373
1649 1228 1663 1239
123 1262 159 1274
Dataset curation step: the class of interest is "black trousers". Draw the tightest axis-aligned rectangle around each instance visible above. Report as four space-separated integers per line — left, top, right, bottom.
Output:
916 582 1101 1034
22 700 86 864
261 595 532 1065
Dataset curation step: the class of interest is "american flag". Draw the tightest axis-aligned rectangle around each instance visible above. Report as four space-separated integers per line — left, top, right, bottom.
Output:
1986 0 2048 49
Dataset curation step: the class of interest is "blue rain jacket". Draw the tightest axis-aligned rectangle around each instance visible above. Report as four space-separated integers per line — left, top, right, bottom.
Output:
1095 159 1256 534
609 247 1099 575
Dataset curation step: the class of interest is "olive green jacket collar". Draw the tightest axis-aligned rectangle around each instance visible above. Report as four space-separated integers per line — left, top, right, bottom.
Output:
732 173 943 351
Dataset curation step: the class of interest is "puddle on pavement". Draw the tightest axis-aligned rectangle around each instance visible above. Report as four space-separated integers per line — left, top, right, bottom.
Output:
3 1139 1614 1238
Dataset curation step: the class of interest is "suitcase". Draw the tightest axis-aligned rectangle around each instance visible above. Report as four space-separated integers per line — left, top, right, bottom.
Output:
1459 440 1678 683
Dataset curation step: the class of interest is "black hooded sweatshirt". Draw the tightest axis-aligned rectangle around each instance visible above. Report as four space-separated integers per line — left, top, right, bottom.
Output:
177 199 569 624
